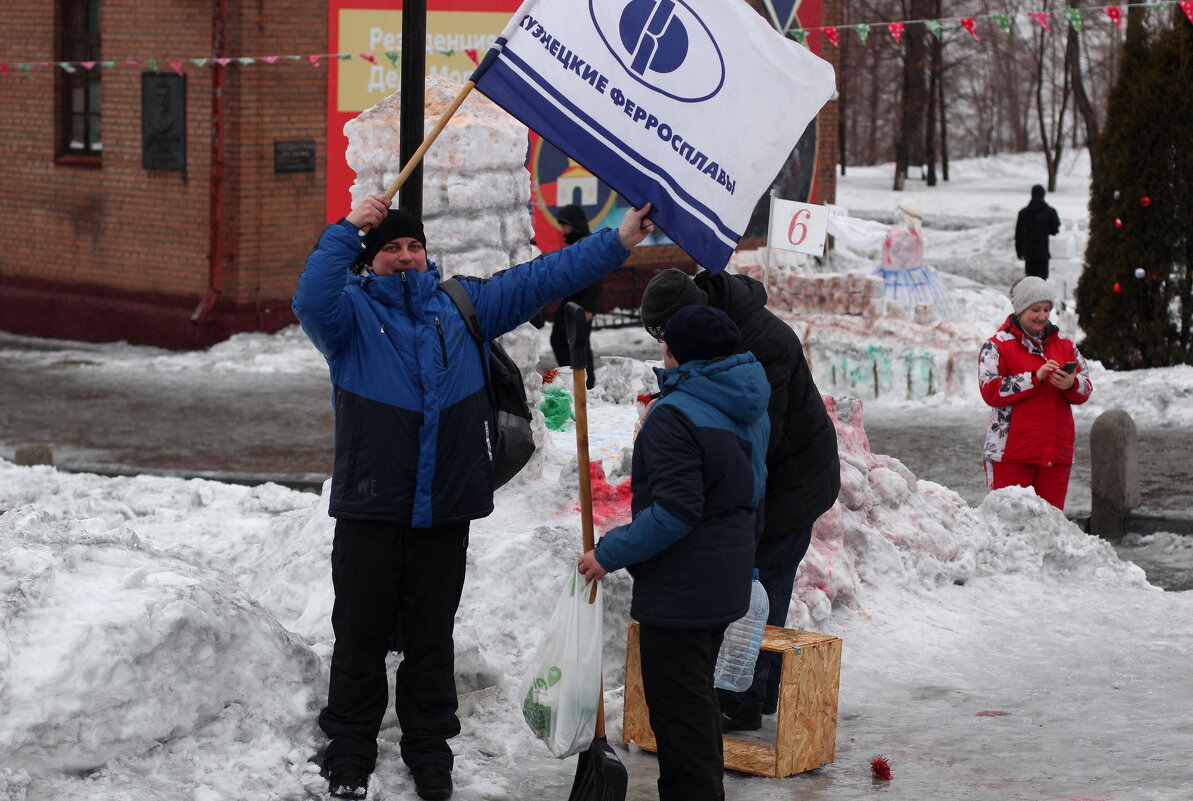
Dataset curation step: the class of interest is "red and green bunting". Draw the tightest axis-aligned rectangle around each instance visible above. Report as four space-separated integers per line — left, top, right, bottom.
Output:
3 0 1193 75
784 0 1191 48
0 48 482 77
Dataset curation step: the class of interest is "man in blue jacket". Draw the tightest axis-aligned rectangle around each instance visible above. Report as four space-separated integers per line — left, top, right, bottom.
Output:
294 193 653 800
577 305 770 801
639 268 841 731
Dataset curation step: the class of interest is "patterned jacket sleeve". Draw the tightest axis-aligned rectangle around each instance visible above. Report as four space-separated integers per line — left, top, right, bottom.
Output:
1063 344 1093 405
978 339 1038 407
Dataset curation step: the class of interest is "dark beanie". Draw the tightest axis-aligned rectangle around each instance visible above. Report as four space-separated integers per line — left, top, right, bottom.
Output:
640 268 706 330
1031 184 1046 199
555 204 590 235
663 305 741 364
358 208 426 267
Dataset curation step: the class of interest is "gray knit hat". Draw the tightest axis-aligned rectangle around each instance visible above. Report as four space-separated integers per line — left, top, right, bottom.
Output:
640 268 707 339
1010 276 1055 316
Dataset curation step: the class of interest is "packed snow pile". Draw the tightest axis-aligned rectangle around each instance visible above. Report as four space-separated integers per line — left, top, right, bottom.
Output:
0 345 1155 798
0 501 323 777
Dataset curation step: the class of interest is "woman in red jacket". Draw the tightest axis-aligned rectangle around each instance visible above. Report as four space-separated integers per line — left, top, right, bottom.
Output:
979 276 1093 509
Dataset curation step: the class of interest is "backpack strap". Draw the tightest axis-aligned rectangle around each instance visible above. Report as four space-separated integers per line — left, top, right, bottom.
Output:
440 276 484 343
440 277 496 406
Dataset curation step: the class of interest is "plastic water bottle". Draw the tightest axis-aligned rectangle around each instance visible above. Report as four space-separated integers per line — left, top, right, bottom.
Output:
713 569 769 692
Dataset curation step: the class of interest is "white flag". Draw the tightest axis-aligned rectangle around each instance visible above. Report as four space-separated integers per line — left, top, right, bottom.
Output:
471 0 836 273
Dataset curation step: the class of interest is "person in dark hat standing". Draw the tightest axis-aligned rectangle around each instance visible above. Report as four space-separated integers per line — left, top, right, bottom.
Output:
548 204 602 388
293 193 654 800
578 304 770 801
637 267 840 732
1015 185 1061 280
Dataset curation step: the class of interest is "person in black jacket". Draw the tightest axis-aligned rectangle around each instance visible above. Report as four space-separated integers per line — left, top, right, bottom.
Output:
1015 185 1061 280
548 205 601 388
639 267 841 731
578 305 770 801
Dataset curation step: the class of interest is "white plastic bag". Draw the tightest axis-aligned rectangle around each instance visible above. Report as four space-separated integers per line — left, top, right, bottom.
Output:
518 569 603 758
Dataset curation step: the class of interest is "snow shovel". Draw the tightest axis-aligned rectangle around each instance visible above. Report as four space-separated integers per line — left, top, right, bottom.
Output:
563 302 628 801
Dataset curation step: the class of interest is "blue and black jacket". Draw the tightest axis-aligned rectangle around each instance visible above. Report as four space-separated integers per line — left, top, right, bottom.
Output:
593 353 770 629
293 218 630 527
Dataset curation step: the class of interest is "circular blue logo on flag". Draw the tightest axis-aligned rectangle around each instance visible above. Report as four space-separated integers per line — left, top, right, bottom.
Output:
590 0 725 103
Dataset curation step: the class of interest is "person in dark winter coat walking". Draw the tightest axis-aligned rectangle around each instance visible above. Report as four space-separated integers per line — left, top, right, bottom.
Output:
1015 185 1061 280
293 193 654 801
548 204 601 388
638 268 841 731
578 304 770 801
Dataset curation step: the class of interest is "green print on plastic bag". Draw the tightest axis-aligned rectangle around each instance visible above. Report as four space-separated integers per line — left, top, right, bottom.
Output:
522 665 563 737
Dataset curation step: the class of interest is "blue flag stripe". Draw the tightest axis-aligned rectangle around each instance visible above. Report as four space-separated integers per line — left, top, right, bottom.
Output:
474 49 737 269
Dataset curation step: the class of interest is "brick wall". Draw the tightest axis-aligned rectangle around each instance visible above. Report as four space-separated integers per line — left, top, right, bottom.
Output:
0 0 326 348
0 2 842 348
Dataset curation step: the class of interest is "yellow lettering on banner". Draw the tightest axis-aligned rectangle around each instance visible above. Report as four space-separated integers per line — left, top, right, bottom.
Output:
337 9 511 112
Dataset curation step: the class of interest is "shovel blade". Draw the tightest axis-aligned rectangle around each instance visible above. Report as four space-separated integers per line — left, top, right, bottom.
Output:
566 737 627 801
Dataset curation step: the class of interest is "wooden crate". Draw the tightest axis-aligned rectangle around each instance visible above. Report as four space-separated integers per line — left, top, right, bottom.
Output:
623 622 841 778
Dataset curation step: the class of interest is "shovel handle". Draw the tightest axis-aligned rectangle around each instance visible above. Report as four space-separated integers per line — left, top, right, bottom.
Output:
565 302 595 555
566 302 608 740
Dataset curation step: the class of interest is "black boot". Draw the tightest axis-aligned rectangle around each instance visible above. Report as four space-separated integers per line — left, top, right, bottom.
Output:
410 764 453 800
720 701 762 733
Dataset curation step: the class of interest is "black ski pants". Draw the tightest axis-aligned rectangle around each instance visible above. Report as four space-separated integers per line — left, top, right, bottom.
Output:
639 622 729 801
318 518 468 775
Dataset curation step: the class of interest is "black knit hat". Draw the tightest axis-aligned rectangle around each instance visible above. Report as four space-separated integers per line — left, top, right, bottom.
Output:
640 268 706 340
358 208 426 267
555 204 590 235
663 305 740 364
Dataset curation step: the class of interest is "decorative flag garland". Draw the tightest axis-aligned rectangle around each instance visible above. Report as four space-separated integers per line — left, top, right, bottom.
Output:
1029 11 1054 32
785 0 1188 48
2 0 1191 75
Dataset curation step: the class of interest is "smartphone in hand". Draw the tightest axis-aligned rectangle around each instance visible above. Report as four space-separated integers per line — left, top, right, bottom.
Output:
1060 361 1078 373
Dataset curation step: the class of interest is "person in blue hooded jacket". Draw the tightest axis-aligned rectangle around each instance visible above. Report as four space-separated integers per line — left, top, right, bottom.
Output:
294 193 653 801
577 304 769 801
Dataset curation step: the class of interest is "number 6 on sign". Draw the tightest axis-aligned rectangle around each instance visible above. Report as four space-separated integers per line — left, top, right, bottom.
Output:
768 198 829 256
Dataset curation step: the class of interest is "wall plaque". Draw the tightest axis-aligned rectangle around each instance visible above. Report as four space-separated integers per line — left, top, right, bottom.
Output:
141 74 186 171
274 140 317 174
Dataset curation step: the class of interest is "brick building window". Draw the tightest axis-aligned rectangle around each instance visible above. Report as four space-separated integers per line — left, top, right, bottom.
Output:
59 0 102 157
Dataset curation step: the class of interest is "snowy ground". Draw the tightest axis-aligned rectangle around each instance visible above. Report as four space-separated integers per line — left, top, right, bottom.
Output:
2 150 1192 801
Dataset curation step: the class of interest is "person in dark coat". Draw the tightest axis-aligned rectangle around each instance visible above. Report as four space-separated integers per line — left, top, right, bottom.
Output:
638 267 841 731
293 193 654 800
578 305 770 801
1015 185 1061 280
548 204 601 388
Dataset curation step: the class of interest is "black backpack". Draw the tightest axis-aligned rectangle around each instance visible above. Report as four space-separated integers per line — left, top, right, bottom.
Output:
440 277 536 488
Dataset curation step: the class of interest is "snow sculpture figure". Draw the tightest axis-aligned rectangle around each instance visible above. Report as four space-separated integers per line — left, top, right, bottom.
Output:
872 197 955 320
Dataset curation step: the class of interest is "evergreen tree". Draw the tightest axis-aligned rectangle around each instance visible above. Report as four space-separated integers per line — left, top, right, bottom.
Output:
1076 11 1193 368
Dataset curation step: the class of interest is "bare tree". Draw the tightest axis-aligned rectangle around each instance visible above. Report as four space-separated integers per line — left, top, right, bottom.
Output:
1067 0 1099 171
1033 2 1072 190
894 0 935 189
